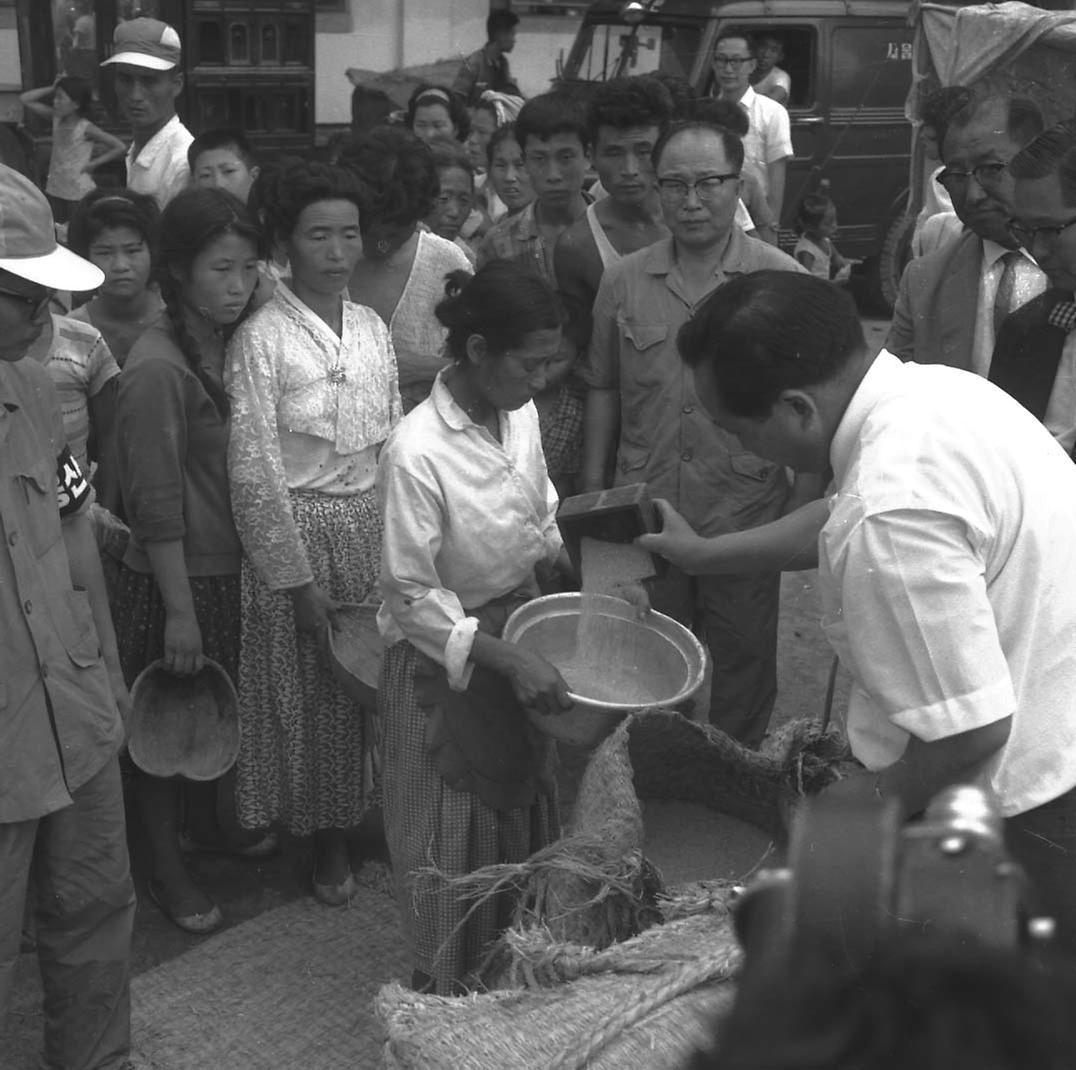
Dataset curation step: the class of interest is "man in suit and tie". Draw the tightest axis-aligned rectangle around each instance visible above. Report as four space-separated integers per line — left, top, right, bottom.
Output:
887 87 1047 373
993 118 1076 459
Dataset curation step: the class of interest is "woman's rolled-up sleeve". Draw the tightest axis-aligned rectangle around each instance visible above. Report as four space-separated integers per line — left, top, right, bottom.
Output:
377 455 477 690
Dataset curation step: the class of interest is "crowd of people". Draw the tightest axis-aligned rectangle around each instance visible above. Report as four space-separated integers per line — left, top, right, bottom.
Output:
5 9 1076 1068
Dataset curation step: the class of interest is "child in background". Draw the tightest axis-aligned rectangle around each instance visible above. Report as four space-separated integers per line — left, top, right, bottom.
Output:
794 192 853 281
18 77 126 222
425 138 480 264
188 128 261 204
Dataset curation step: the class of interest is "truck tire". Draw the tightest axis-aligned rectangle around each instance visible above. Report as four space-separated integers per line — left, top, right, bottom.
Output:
876 203 915 313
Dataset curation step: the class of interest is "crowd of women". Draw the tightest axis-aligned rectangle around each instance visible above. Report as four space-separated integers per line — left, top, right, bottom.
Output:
32 77 600 1000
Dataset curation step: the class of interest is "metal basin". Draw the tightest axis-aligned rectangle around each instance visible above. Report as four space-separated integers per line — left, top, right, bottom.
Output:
503 593 708 747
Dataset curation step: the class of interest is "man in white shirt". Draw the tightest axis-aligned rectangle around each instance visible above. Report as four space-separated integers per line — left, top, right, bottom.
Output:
994 117 1076 458
642 270 1076 953
100 18 193 210
712 32 792 220
887 87 1046 373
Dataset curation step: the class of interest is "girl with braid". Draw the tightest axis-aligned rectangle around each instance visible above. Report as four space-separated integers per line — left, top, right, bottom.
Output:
113 188 273 934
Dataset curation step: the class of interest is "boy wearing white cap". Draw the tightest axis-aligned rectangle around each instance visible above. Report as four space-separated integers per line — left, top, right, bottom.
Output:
101 17 193 210
0 165 134 1069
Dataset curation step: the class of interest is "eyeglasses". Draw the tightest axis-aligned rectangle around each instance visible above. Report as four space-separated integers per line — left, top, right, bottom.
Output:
713 55 753 68
657 174 740 202
0 286 51 317
1007 215 1076 248
935 162 1008 193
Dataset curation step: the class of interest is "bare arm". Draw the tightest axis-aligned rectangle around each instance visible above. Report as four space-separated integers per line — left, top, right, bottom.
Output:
580 387 618 493
637 497 827 574
470 630 571 716
766 157 788 222
823 717 1012 820
84 122 127 171
18 84 54 119
144 539 204 676
62 508 128 719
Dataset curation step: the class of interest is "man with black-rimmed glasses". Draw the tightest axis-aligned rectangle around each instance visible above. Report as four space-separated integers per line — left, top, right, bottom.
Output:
579 120 810 748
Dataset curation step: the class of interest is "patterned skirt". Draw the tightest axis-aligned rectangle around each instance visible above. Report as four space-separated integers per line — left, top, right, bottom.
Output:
235 489 381 836
112 566 241 689
379 640 560 995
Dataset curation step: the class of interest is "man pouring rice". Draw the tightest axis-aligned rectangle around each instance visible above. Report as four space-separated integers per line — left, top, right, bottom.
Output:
639 271 1076 954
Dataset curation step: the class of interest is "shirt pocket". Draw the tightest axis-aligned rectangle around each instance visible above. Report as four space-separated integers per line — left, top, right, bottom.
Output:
729 451 778 484
617 318 668 389
15 459 62 558
55 587 102 668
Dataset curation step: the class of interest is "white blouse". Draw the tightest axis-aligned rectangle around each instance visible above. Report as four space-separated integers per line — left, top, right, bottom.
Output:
227 282 402 590
376 370 562 690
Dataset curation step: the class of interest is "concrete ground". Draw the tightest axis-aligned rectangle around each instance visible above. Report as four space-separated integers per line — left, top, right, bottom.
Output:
2 316 890 1066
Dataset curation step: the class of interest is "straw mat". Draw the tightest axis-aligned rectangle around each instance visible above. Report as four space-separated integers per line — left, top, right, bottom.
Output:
128 876 407 1070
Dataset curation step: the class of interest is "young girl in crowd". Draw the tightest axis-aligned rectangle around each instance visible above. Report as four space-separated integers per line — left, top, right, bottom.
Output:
465 99 499 176
67 189 164 367
484 123 535 222
407 84 471 144
426 138 479 263
794 193 853 281
341 126 472 411
227 160 402 906
377 261 570 995
18 77 125 222
113 188 269 935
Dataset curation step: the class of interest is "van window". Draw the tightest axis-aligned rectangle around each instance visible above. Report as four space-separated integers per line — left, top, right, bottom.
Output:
570 19 704 82
831 25 914 109
709 26 818 110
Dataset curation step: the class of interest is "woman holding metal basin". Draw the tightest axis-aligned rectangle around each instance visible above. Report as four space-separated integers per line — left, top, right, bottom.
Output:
376 260 575 995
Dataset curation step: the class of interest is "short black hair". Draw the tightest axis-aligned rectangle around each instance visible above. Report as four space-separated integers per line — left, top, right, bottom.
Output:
652 120 745 174
427 136 474 180
257 157 363 244
677 271 865 420
487 10 519 40
796 192 835 233
338 125 440 231
68 188 160 258
515 92 590 154
586 76 672 145
1010 116 1076 207
929 86 1044 155
689 98 749 138
714 30 757 59
187 127 257 172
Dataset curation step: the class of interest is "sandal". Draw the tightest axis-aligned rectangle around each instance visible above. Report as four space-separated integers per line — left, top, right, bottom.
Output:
313 870 357 908
145 878 224 935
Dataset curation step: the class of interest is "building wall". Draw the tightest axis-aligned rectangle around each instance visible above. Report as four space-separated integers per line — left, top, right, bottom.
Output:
315 2 582 125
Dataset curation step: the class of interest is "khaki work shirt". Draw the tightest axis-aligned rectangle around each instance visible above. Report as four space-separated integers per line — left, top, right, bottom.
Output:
581 229 803 536
0 359 122 823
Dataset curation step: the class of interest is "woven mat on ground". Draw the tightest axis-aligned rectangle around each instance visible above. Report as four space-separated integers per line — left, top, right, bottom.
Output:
378 902 739 1070
129 876 408 1070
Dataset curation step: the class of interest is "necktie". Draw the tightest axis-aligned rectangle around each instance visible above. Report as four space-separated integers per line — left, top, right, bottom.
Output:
1048 298 1076 332
993 250 1022 338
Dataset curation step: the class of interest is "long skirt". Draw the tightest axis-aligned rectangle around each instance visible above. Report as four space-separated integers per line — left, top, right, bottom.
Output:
380 640 561 995
235 489 381 836
112 566 241 689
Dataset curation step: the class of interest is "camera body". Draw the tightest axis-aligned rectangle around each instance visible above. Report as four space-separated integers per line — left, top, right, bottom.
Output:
734 785 1052 975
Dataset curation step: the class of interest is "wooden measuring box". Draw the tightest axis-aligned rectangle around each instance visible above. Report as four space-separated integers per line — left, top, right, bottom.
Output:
556 483 666 579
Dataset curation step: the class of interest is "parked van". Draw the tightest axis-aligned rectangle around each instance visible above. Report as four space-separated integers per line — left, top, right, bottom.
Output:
558 0 918 306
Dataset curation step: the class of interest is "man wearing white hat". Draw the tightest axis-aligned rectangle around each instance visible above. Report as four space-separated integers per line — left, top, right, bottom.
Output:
0 165 134 1068
101 17 193 210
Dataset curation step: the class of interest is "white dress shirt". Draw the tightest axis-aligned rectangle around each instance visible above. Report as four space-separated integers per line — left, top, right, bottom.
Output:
820 350 1076 816
971 240 1046 377
377 370 562 689
1046 319 1076 455
736 86 793 201
126 114 194 210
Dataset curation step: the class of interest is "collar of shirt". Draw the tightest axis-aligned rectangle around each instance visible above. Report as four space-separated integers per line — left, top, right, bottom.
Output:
981 238 1037 272
430 367 481 433
737 85 758 111
642 227 748 278
830 348 904 487
127 113 184 168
